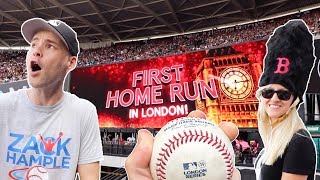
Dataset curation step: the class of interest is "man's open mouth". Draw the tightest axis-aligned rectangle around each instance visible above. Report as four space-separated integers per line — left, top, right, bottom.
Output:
31 61 42 72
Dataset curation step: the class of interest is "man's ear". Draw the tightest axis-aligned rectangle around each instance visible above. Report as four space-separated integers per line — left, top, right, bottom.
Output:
67 56 77 72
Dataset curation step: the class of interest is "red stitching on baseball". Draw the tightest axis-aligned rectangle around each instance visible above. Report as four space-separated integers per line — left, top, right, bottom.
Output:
37 166 48 173
155 129 233 180
27 174 43 180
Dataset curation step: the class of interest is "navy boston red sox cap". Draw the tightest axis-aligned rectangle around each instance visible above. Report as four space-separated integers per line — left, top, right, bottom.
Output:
21 18 80 56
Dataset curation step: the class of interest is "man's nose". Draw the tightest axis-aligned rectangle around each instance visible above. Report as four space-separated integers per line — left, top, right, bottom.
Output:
32 46 43 57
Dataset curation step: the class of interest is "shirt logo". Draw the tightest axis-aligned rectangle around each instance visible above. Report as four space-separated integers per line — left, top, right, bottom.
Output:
6 132 72 179
39 132 63 152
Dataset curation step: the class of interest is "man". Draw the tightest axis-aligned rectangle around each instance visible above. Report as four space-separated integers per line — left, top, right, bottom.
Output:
0 18 103 179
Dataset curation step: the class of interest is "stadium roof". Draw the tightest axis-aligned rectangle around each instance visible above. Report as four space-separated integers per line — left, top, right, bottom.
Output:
0 0 320 47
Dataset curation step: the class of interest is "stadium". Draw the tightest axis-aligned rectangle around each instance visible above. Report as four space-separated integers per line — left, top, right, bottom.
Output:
0 0 320 179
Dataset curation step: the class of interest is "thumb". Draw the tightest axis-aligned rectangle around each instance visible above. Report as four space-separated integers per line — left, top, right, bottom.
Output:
218 122 239 142
187 110 207 119
125 129 154 169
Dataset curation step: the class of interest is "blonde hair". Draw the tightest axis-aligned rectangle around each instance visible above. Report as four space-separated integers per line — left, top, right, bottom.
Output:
256 85 306 165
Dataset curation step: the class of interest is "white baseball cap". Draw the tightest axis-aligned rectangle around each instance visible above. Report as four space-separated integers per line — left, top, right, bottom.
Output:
21 18 80 56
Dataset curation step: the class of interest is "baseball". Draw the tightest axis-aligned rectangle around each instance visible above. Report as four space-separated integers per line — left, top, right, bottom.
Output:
26 166 49 180
150 117 235 180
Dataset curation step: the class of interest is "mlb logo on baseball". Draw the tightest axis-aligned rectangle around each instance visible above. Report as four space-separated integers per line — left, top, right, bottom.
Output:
183 160 206 171
183 162 198 170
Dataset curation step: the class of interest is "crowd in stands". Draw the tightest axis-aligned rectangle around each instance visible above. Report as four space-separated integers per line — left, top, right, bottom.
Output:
0 50 27 83
1 9 319 84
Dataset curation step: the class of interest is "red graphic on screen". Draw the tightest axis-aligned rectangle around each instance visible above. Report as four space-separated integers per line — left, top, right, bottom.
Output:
70 40 266 128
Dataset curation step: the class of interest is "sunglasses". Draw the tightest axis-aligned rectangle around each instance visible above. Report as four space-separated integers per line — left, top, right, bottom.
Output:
261 89 292 101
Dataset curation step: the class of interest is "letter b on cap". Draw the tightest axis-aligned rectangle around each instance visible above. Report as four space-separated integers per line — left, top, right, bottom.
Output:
274 57 290 74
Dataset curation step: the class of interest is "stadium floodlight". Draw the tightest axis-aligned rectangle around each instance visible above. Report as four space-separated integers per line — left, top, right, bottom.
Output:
0 46 29 50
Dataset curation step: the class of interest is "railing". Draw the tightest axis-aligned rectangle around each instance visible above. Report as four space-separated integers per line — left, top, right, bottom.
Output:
101 167 127 180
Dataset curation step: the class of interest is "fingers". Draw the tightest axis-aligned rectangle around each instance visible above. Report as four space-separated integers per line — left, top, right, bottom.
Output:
231 168 241 180
187 110 207 119
218 122 239 141
125 129 154 179
188 110 239 141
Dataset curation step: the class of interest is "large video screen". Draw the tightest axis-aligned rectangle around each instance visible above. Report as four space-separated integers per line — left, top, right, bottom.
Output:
70 40 267 128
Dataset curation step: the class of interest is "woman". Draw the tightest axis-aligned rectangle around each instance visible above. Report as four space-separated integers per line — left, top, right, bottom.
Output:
254 19 317 180
255 84 316 180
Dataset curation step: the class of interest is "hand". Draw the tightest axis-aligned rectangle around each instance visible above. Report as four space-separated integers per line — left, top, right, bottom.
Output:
125 129 154 180
232 168 241 180
124 110 233 180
